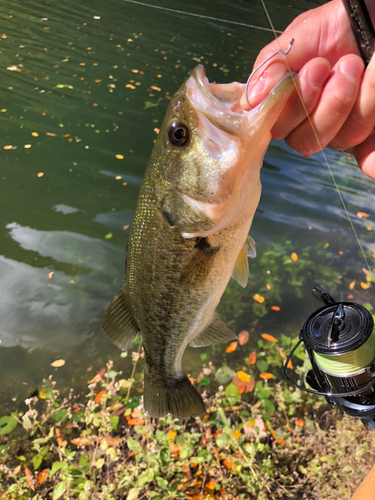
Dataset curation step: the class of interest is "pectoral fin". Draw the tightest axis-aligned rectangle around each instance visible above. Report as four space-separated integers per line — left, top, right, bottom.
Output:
231 235 256 288
179 237 219 287
245 235 256 258
189 313 237 347
102 288 139 351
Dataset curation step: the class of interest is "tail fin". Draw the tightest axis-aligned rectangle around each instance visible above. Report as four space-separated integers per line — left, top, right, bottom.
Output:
143 373 206 420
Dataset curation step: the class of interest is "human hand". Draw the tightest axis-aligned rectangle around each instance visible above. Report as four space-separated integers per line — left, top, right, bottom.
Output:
241 0 375 179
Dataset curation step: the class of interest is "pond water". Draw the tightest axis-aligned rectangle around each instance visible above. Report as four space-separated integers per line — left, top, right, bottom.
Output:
1 0 374 408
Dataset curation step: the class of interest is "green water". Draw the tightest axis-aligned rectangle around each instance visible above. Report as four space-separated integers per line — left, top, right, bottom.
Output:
1 0 374 406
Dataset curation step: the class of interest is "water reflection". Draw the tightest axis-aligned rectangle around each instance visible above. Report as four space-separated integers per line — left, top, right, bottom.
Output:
1 0 375 405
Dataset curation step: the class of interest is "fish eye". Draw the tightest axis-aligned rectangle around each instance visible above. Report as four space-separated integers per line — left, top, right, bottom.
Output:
168 122 190 146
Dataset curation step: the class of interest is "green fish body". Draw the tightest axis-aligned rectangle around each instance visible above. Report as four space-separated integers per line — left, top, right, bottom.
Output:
103 66 296 419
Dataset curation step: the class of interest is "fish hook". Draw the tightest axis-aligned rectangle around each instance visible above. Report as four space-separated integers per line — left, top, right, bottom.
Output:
245 38 294 110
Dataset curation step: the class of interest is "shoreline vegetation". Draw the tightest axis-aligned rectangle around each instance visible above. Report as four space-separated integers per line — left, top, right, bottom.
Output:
1 241 375 499
1 343 375 500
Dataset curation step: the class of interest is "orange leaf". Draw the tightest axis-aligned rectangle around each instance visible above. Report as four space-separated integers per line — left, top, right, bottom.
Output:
270 429 285 446
37 468 49 485
254 294 265 303
261 333 278 343
348 294 354 299
233 430 241 439
260 372 273 380
56 427 64 446
94 390 106 404
357 211 369 218
223 458 234 470
349 281 355 290
237 371 250 383
249 351 257 364
266 283 271 290
297 418 305 428
237 385 245 394
226 341 237 353
270 305 280 311
291 252 298 261
170 443 181 458
71 437 94 446
287 359 293 370
101 437 122 446
24 466 35 491
87 367 105 384
238 330 249 345
361 282 370 289
168 429 177 443
205 481 216 491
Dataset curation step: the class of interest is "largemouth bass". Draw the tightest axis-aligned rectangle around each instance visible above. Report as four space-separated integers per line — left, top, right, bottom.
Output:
102 65 295 419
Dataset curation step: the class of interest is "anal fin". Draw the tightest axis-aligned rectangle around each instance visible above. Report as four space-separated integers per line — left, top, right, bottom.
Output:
102 288 139 351
245 235 256 258
189 313 237 347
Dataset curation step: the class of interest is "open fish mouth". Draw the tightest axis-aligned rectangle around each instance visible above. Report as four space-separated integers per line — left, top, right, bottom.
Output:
186 64 248 136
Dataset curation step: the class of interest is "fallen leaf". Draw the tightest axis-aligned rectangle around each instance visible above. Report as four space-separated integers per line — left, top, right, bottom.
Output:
115 154 124 159
231 375 255 393
150 85 161 91
259 373 273 380
226 341 237 353
270 306 280 311
254 294 265 303
297 418 305 428
56 427 64 446
222 458 234 470
24 465 35 491
266 283 271 290
233 430 241 439
31 132 39 137
48 272 54 279
51 359 65 368
249 351 257 365
261 333 278 343
237 371 250 383
349 281 355 290
357 211 369 218
237 385 245 394
238 330 249 345
168 429 177 443
348 294 354 299
270 429 285 446
71 437 94 447
291 252 298 261
87 367 105 384
37 469 49 485
102 437 122 446
3 145 12 150
24 144 31 149
94 390 106 404
115 175 122 180
37 172 44 177
361 282 370 289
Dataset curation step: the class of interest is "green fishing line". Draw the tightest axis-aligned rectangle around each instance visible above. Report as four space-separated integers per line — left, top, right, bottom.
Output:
314 330 375 375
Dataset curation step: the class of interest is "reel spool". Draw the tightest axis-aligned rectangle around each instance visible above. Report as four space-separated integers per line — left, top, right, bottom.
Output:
285 284 375 429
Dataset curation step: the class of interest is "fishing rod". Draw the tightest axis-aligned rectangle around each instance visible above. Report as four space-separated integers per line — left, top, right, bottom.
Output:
258 0 375 429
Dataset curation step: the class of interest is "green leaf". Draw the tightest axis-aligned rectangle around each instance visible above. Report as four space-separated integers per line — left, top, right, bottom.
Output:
32 454 43 470
200 353 207 361
199 377 211 386
0 413 17 435
224 383 241 402
215 366 236 385
256 360 269 373
105 233 113 239
110 415 119 430
50 461 65 477
51 409 68 422
216 432 230 448
260 398 276 419
127 487 140 500
156 477 169 489
127 437 141 451
52 482 66 500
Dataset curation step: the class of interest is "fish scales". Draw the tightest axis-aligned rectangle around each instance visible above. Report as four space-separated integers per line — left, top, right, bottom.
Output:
102 65 296 419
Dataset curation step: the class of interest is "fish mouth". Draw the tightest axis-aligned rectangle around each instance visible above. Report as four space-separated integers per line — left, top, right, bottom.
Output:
186 64 247 136
186 64 297 137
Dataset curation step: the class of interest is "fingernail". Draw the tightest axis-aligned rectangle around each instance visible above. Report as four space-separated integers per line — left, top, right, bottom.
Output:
249 79 266 100
339 58 364 81
306 61 331 88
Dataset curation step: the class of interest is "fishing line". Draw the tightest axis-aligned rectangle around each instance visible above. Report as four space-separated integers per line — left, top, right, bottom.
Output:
122 0 282 34
260 0 375 284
